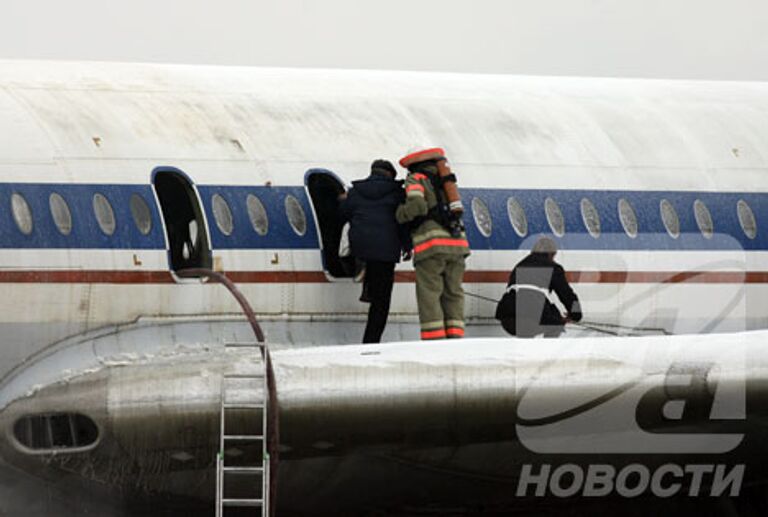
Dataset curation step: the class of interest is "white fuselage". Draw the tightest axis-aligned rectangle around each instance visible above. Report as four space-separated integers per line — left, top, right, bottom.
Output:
0 61 766 383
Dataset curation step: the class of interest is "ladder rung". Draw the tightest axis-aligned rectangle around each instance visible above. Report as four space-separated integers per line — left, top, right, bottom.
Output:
224 434 263 441
223 403 264 409
223 466 264 474
222 498 263 507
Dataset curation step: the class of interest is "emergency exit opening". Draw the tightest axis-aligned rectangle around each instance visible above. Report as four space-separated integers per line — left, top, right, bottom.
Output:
152 168 212 274
305 169 355 278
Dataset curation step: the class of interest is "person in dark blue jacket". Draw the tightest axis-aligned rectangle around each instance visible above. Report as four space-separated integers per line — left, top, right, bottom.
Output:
340 160 412 343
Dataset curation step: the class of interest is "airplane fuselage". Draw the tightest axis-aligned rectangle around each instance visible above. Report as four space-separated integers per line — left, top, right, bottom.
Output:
0 61 767 515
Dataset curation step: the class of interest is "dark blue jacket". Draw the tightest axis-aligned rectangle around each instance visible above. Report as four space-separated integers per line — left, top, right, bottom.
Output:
339 174 411 263
495 252 583 323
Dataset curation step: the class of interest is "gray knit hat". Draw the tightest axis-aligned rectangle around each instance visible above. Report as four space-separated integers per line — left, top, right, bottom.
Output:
532 237 558 254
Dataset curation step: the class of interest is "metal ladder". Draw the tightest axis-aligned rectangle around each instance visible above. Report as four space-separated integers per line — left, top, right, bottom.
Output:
215 341 270 516
175 269 274 517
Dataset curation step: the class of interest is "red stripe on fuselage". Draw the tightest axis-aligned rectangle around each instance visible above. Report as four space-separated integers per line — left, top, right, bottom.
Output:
0 270 764 284
0 270 176 284
565 271 768 284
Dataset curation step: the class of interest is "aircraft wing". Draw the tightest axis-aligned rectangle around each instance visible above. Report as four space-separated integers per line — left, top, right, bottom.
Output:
2 332 768 515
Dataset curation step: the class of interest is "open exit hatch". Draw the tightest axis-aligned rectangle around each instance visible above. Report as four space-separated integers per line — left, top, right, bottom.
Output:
305 169 355 279
152 168 212 275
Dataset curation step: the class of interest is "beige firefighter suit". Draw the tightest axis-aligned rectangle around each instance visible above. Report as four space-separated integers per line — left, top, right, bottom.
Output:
396 165 470 339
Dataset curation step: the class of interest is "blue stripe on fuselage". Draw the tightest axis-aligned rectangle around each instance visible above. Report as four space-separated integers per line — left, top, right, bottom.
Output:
197 185 318 250
0 183 763 251
462 189 767 251
0 184 164 249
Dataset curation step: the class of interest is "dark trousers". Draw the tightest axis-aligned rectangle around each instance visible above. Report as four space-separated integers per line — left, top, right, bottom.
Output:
362 260 396 343
498 290 565 338
501 317 564 338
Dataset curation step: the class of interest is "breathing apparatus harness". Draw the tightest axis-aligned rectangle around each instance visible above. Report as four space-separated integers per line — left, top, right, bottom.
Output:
400 148 465 238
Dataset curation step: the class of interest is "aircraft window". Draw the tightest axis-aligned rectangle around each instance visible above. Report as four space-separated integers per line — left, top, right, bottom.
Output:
580 198 601 238
694 199 714 239
618 198 638 238
737 200 757 239
472 197 492 237
129 194 152 235
13 413 99 452
506 197 527 237
285 194 307 236
11 193 33 235
247 194 269 236
211 194 234 236
660 199 680 239
49 193 72 235
93 193 116 236
544 197 565 237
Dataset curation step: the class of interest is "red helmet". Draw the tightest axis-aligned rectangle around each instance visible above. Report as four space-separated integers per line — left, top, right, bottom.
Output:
398 147 445 168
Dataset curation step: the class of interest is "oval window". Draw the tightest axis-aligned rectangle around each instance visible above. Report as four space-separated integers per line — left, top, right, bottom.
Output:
472 197 492 237
285 195 307 236
247 194 269 236
694 199 714 239
212 194 234 236
660 199 680 239
618 198 638 238
544 197 565 237
129 194 152 235
49 193 72 236
11 193 33 235
507 197 527 237
737 200 757 240
14 413 99 451
580 198 601 238
93 193 116 236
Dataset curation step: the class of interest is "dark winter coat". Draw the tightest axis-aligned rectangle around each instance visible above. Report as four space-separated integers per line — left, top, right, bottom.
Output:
495 252 582 325
339 173 411 263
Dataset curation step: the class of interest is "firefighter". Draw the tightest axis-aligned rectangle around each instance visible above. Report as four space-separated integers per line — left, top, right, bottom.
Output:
495 237 582 338
396 149 470 340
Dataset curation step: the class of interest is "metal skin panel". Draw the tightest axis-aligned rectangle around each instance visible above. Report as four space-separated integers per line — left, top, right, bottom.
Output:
0 61 766 188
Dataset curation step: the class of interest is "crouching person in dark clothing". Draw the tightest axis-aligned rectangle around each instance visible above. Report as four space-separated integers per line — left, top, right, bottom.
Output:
340 160 412 343
495 237 582 338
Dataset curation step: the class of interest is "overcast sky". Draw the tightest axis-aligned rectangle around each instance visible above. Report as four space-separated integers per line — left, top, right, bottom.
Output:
1 0 766 80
